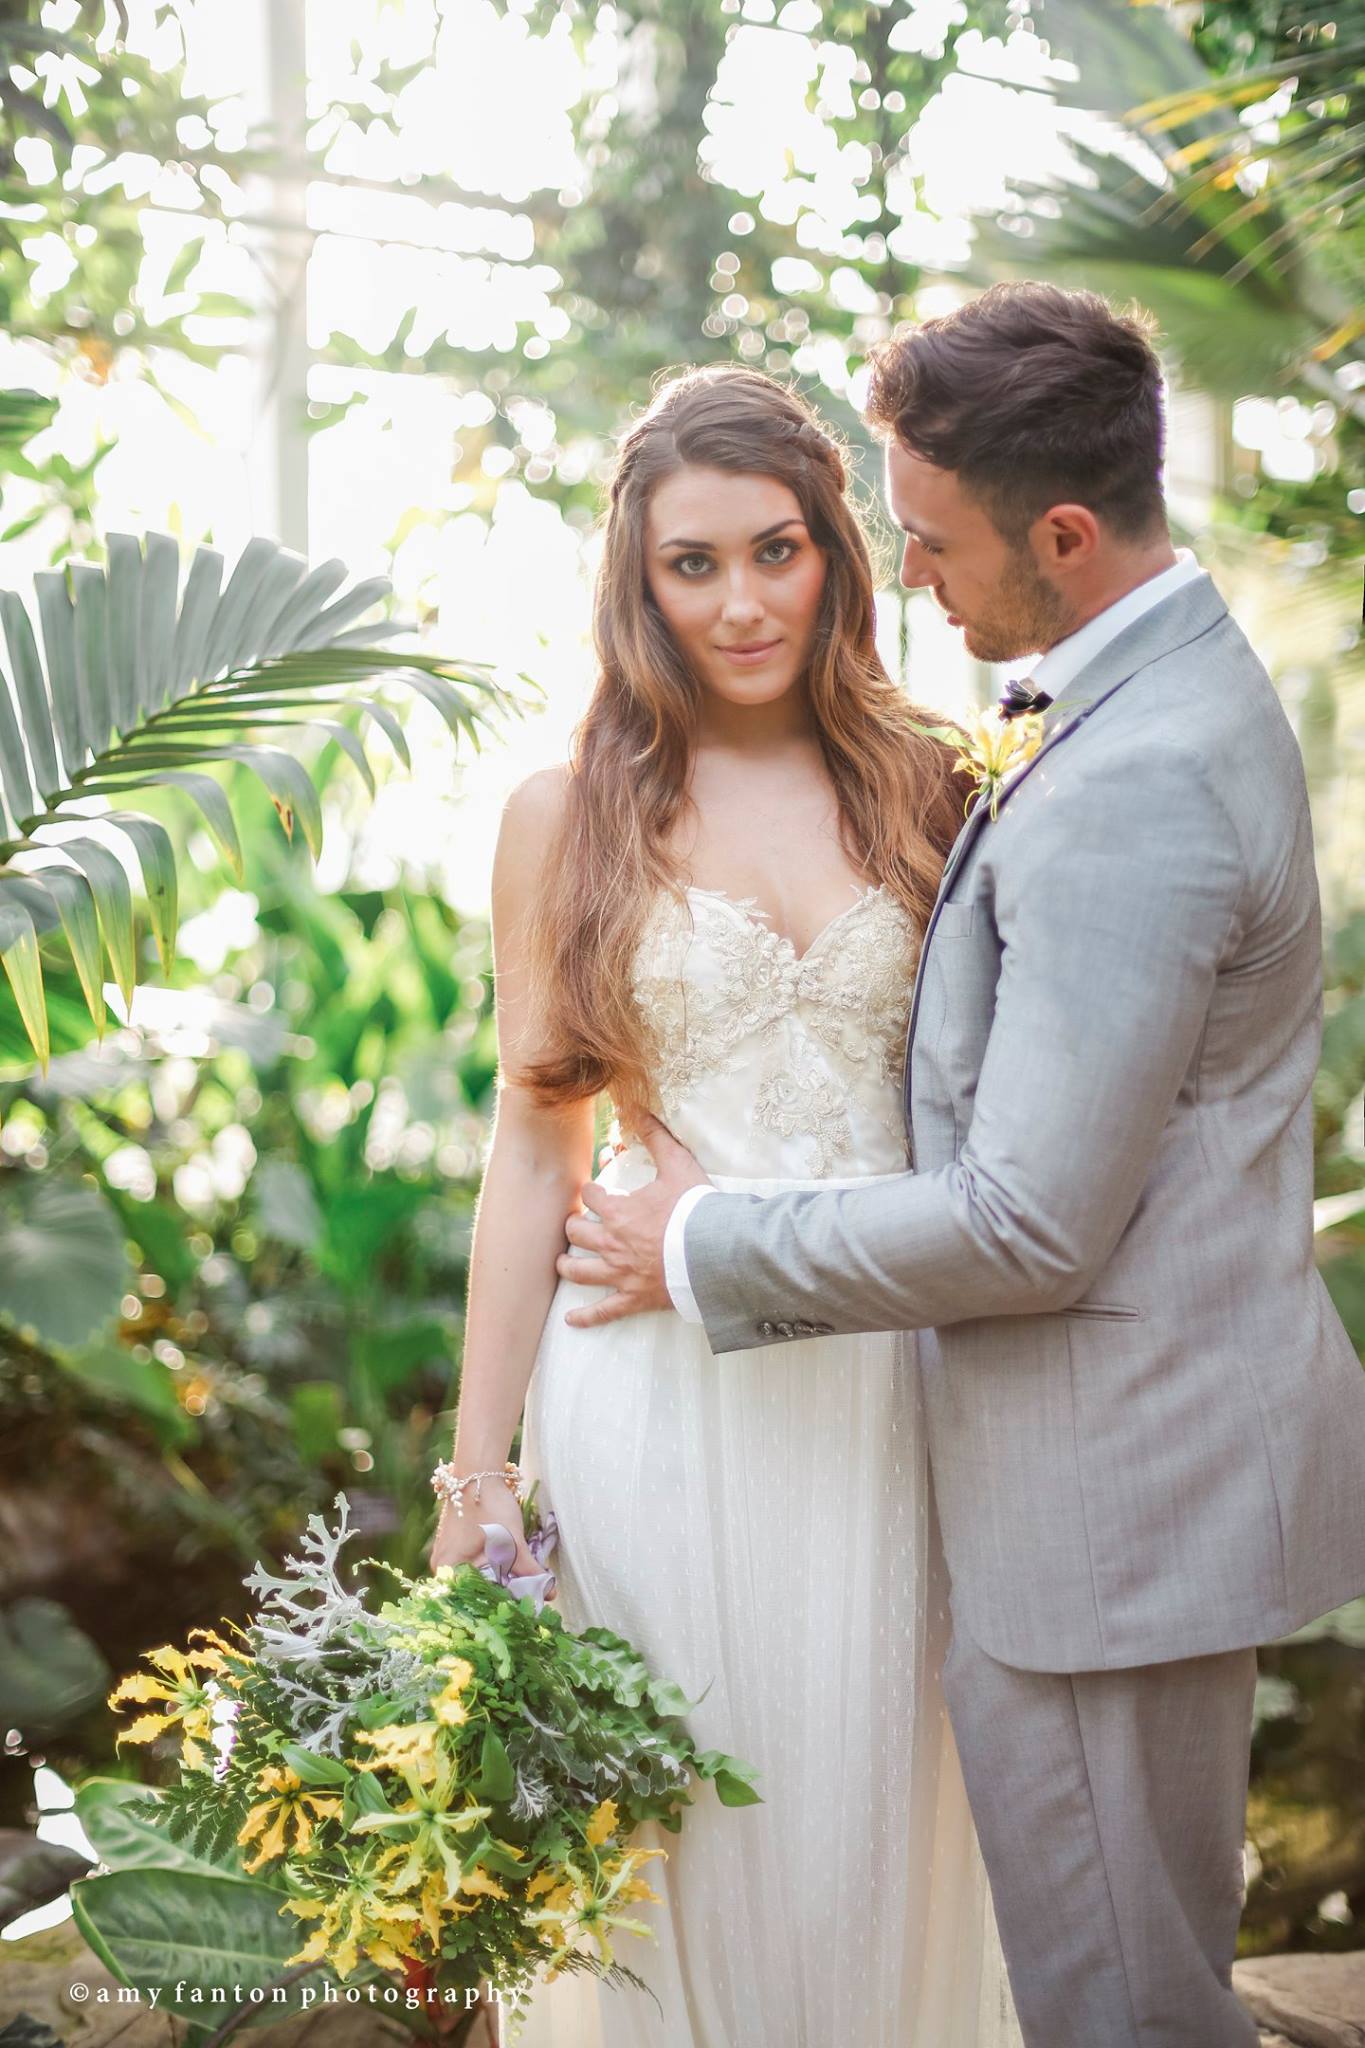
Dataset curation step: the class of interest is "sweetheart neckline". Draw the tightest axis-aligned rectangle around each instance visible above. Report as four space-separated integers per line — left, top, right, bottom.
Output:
683 881 892 967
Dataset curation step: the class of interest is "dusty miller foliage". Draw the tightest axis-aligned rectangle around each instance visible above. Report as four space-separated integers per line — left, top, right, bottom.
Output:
242 1491 432 1756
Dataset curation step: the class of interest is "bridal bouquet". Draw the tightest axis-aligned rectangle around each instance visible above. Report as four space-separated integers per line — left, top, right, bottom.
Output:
106 1490 759 2026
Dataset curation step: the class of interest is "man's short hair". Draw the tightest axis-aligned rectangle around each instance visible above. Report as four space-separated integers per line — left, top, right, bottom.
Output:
865 281 1168 544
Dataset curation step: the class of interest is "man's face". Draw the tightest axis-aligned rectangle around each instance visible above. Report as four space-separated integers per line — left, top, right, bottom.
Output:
885 439 1072 664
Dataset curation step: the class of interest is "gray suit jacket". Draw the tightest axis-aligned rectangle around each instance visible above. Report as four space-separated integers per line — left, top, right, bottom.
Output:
685 572 1365 1673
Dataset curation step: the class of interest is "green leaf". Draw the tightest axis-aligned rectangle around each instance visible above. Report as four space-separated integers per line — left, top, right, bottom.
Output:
645 1676 696 1719
0 897 47 1070
200 537 282 680
31 863 106 1033
168 543 223 703
71 561 112 757
0 1598 110 1739
54 1338 194 1447
0 589 60 797
314 718 375 795
278 1742 350 1788
235 546 308 669
70 1868 315 2023
163 234 206 297
471 1729 516 1803
0 1833 93 1935
75 1781 256 1881
0 660 35 830
0 387 57 449
692 1749 763 1808
33 571 81 776
104 812 178 972
0 1178 130 1348
344 1768 394 1822
289 575 389 651
132 768 243 880
220 743 323 859
260 557 348 659
359 695 411 768
50 834 136 1006
104 532 143 739
137 532 180 719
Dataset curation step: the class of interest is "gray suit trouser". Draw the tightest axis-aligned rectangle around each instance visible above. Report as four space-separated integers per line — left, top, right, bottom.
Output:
941 1626 1260 2048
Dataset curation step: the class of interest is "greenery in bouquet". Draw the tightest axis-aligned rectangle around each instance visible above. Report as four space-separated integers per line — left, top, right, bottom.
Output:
105 1490 760 2022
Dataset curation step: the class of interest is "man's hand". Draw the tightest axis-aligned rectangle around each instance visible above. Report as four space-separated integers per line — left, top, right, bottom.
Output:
556 1116 711 1328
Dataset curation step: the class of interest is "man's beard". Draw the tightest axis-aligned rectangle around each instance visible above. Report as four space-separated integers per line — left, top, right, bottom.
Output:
960 545 1073 665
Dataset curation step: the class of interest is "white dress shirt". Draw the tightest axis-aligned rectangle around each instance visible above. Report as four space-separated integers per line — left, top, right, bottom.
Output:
662 549 1205 1324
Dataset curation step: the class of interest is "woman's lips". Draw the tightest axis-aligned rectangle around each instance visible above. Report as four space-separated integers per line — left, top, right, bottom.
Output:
716 639 782 666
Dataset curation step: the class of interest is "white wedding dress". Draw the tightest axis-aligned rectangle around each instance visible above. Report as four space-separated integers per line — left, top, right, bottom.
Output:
508 882 1021 2048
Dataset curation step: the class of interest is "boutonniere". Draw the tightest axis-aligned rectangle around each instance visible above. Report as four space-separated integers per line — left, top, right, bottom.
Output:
910 706 1049 822
949 707 1048 820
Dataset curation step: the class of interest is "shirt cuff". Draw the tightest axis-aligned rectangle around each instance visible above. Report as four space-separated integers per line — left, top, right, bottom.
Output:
663 1184 720 1324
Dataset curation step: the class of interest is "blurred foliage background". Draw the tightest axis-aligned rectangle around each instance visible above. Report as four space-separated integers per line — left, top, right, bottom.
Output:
0 0 1361 1987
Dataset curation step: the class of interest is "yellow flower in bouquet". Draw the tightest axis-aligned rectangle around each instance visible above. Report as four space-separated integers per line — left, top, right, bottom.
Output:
237 1763 343 1873
107 1632 237 1772
525 1803 668 1977
284 1875 426 1979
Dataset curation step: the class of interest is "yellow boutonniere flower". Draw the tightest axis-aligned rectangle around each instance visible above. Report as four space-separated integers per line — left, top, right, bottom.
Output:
952 709 1047 820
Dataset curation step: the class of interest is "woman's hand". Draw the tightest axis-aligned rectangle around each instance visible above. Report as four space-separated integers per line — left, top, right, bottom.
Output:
428 1477 548 1587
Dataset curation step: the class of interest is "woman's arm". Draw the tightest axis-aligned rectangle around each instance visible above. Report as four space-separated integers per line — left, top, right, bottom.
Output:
429 768 596 1575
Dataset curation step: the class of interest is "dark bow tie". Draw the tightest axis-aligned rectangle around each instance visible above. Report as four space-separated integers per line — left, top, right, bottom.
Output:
998 677 1054 722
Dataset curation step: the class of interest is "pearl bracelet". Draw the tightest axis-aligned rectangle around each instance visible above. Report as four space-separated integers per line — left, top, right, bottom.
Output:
431 1458 526 1518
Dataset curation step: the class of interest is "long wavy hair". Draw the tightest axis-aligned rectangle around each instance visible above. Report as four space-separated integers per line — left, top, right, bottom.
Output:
521 363 963 1120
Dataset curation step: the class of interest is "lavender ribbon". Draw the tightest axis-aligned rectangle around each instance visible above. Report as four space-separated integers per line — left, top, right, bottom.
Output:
475 1508 560 1612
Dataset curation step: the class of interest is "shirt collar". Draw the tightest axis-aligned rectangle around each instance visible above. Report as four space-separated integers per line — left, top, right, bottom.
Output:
1030 549 1204 703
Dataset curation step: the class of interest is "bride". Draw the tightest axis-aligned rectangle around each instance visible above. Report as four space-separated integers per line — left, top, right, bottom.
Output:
430 364 1020 2047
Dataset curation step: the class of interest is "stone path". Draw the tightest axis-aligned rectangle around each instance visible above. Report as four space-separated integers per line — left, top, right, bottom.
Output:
1237 1955 1365 2047
4 1917 1362 2043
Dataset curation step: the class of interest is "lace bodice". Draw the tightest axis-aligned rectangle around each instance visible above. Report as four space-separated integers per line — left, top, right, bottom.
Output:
624 882 920 1179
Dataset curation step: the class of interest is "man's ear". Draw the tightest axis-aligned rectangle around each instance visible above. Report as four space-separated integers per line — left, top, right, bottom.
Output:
1034 502 1100 570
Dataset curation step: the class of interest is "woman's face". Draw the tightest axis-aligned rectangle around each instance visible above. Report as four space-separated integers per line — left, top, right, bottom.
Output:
642 465 828 712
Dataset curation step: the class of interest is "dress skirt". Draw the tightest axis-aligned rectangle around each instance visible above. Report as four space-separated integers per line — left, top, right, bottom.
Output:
503 1170 1019 2048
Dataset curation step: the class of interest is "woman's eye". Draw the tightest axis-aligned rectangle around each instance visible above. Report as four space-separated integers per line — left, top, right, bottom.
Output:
758 539 797 565
672 553 712 577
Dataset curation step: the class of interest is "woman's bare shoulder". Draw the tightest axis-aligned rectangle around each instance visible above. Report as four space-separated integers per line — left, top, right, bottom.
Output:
495 765 573 894
503 763 572 831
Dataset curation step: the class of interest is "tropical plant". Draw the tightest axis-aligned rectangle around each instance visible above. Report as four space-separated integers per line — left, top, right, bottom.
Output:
1123 0 1363 366
971 1 1359 398
0 525 520 1074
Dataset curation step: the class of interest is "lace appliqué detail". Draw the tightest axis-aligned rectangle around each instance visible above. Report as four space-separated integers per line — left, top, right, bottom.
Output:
631 883 919 1176
753 1064 853 1178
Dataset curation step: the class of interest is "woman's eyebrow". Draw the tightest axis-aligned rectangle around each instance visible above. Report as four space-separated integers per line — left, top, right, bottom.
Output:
656 516 808 551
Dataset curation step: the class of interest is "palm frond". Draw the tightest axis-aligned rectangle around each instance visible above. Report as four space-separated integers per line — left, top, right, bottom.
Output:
983 0 1365 383
0 532 531 1074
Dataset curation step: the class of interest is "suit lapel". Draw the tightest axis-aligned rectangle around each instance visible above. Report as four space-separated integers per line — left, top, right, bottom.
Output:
901 573 1229 1100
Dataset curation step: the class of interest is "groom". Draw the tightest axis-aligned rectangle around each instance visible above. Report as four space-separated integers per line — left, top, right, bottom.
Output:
554 282 1365 2046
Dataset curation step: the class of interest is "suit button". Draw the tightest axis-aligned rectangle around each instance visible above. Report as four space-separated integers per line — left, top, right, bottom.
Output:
812 1321 834 1335
757 1320 775 1337
776 1320 796 1338
792 1319 815 1336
